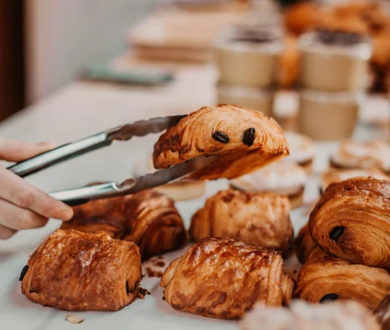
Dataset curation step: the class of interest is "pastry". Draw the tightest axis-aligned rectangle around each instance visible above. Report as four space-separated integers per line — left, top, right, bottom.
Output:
330 140 390 174
298 30 371 92
231 160 306 208
160 237 294 319
21 229 142 311
241 300 380 330
190 189 293 254
320 168 389 193
153 104 289 180
295 252 390 310
62 189 186 260
298 89 358 141
216 83 274 116
295 224 317 264
309 177 390 269
214 27 282 88
375 294 390 330
285 131 315 174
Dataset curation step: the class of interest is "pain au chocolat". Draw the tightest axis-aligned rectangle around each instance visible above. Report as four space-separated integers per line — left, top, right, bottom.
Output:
153 104 289 180
21 229 142 311
295 250 390 310
62 189 186 260
160 237 294 319
190 189 293 255
308 177 390 269
295 224 317 264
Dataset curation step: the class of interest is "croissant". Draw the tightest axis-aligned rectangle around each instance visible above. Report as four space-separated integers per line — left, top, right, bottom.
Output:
21 229 142 311
308 178 390 269
190 189 293 254
295 253 390 310
241 300 380 330
295 224 317 264
375 294 390 329
62 189 187 259
160 237 294 319
153 104 289 180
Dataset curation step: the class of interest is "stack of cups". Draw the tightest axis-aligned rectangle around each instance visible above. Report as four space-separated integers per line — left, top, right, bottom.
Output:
297 30 372 140
214 27 282 116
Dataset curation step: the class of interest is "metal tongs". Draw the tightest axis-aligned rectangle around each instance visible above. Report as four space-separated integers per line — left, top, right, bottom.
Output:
7 115 213 205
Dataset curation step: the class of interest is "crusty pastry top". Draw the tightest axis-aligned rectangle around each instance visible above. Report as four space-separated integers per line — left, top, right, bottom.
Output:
190 189 293 254
153 104 289 180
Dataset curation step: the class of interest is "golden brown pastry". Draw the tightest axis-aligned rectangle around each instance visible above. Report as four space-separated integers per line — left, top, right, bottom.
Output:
21 229 142 311
308 178 390 269
295 252 390 310
375 294 390 330
295 224 317 264
160 237 294 319
241 300 380 330
153 104 289 180
62 189 186 260
190 189 293 255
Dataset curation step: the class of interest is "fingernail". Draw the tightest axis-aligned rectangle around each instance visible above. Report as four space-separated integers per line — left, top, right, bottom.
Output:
60 206 74 221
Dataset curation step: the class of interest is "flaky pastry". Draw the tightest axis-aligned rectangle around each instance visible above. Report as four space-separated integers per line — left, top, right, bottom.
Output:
160 237 294 319
21 229 142 311
153 104 289 180
190 189 293 254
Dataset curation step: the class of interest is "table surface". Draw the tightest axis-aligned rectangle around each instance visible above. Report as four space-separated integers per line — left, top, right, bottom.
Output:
0 60 387 330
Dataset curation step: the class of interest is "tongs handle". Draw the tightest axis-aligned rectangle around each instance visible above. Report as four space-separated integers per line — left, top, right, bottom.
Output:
8 132 111 177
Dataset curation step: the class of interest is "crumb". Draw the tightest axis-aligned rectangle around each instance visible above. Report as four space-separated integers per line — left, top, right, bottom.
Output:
65 315 84 324
137 287 151 299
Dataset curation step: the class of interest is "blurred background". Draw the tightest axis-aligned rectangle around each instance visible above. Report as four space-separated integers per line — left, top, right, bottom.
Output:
1 0 389 142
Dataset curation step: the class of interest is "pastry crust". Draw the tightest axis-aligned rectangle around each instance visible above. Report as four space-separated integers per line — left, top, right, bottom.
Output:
295 224 317 264
21 229 142 311
295 253 390 310
62 190 186 260
153 104 289 180
190 189 293 254
160 237 294 319
309 177 390 269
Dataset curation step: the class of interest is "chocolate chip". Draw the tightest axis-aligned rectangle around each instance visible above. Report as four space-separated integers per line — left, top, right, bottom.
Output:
329 226 344 242
19 265 28 281
320 293 339 303
212 131 229 144
242 128 256 147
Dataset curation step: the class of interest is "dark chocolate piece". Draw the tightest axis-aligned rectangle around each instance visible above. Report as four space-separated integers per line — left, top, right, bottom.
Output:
19 265 28 281
329 226 344 242
320 293 339 303
212 131 229 144
242 128 256 147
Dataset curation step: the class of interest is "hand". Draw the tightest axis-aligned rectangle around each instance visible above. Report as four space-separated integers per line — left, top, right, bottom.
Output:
0 139 73 239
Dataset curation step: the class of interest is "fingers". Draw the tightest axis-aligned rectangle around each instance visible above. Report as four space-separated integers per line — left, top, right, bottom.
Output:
0 198 49 230
0 167 73 221
0 224 16 240
0 139 55 162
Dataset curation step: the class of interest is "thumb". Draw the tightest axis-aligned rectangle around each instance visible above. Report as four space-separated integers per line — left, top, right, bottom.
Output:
0 139 55 162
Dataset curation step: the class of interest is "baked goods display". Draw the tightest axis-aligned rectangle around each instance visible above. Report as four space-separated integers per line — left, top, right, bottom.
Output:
21 229 142 311
241 300 380 330
330 140 390 174
295 251 390 310
190 189 293 255
153 104 289 180
62 189 187 260
308 177 390 269
160 237 294 319
231 160 306 208
284 131 315 174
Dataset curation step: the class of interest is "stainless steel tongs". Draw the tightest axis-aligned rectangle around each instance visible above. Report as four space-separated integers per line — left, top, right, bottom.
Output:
7 115 213 205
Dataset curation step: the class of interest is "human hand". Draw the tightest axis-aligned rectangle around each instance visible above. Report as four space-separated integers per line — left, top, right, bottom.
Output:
0 139 73 239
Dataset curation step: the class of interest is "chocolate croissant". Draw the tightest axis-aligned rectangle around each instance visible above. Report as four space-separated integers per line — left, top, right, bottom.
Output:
62 189 187 259
160 237 294 319
21 229 142 311
295 253 390 310
295 224 317 264
309 178 390 269
153 104 289 180
190 189 293 254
